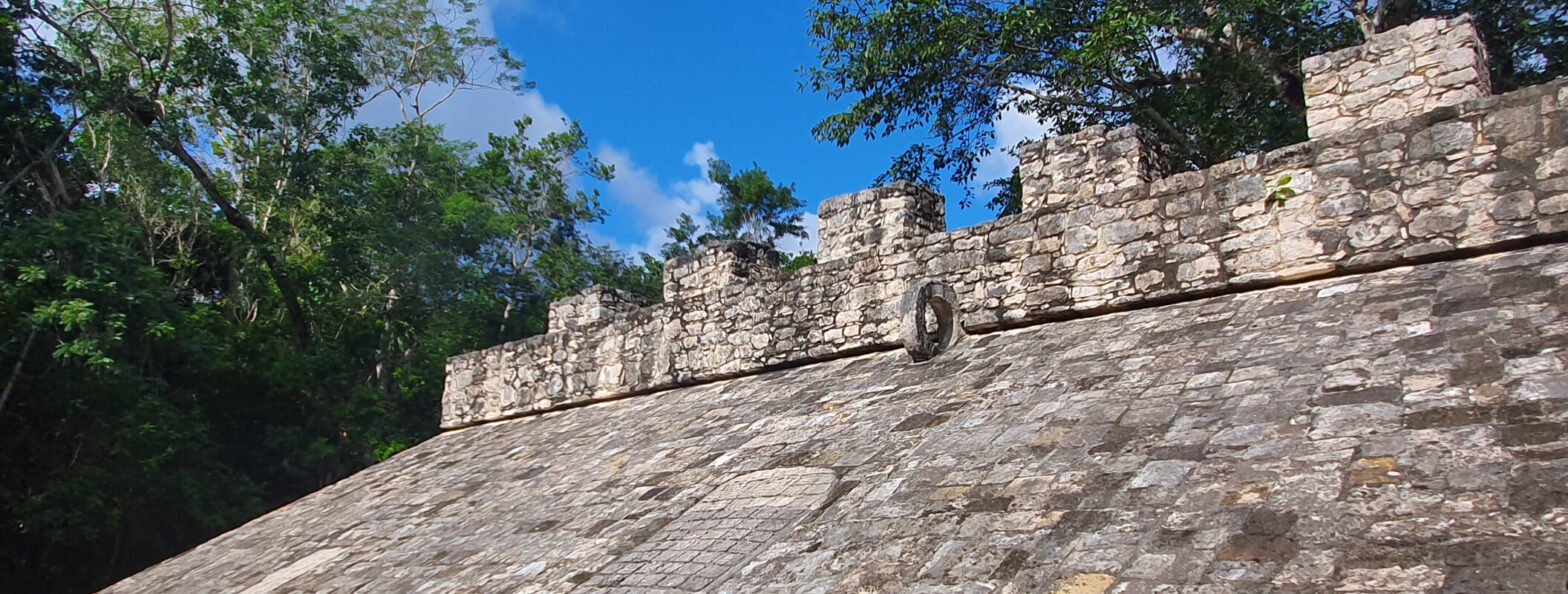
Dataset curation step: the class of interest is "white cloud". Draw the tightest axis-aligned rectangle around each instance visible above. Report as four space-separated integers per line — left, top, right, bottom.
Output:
486 0 574 30
673 142 723 206
974 101 1055 187
597 141 822 258
353 1 572 145
776 212 820 255
683 141 718 171
599 142 726 257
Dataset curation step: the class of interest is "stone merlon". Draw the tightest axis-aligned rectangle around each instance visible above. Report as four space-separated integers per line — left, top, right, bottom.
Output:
1018 124 1166 211
661 241 781 302
1305 15 1491 138
548 286 646 334
817 181 946 263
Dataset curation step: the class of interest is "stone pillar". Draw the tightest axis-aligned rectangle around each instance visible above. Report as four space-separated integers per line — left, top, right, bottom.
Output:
1304 16 1490 139
547 286 646 333
662 241 781 302
816 181 945 263
1017 124 1163 212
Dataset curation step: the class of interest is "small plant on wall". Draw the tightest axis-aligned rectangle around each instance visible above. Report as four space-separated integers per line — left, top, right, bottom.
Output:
1267 174 1298 208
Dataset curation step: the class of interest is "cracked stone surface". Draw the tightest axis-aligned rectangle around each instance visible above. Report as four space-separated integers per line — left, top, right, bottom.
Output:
106 244 1568 593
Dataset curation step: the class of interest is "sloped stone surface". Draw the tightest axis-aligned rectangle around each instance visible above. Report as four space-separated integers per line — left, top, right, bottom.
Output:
107 244 1568 593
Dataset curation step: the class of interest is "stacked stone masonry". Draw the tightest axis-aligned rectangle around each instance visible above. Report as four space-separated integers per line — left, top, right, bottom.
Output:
660 241 782 302
548 286 647 334
1017 124 1166 211
110 16 1568 593
108 244 1568 592
1304 16 1491 138
445 26 1568 428
816 181 947 263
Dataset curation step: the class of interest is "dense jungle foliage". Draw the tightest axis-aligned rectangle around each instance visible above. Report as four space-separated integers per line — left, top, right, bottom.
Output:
0 0 673 589
809 0 1568 212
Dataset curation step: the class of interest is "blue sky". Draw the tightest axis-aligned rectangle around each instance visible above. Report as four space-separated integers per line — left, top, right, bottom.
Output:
406 1 1052 257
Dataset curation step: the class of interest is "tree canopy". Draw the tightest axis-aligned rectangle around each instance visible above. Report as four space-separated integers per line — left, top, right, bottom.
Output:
807 0 1568 212
659 159 811 264
0 0 655 590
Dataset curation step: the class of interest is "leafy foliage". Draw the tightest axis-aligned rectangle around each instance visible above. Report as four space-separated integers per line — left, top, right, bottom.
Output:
807 0 1568 212
658 160 813 267
1267 173 1298 206
0 1 655 590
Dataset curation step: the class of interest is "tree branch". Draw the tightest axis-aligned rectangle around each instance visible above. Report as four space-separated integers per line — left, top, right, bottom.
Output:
0 327 38 417
1350 0 1377 39
1165 24 1306 116
133 107 314 346
0 112 88 200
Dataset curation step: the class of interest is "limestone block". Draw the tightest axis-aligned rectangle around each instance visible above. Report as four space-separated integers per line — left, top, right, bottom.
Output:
546 285 646 333
1304 16 1491 139
817 181 946 263
1017 124 1165 211
661 241 780 302
900 281 963 362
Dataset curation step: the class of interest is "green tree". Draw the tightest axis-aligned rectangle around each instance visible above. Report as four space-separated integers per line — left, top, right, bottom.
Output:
1426 0 1568 91
660 213 704 261
806 0 1567 212
1 1 655 590
986 167 1026 217
702 159 808 246
658 160 811 266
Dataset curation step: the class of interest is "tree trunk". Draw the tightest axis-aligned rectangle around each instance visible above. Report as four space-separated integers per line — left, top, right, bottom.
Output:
140 115 313 347
375 287 398 396
0 326 38 416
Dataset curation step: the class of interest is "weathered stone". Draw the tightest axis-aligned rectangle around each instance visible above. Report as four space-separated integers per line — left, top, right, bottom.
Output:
1490 191 1536 220
448 71 1568 426
662 240 781 302
901 281 963 362
547 285 646 333
1409 205 1468 237
1018 124 1165 211
1129 460 1198 489
463 53 1568 427
1048 573 1116 594
817 181 945 263
1337 564 1446 591
107 17 1568 594
1305 16 1490 139
107 245 1568 593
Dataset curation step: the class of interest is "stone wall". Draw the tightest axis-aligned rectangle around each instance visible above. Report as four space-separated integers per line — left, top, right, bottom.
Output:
816 181 946 263
442 16 1568 429
113 243 1568 593
110 17 1568 590
1305 16 1491 138
660 241 780 302
547 286 646 333
1017 124 1165 211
